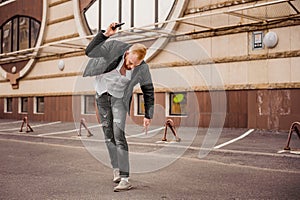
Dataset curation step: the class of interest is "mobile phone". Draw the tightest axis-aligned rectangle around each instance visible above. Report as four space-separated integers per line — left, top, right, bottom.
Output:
112 22 125 30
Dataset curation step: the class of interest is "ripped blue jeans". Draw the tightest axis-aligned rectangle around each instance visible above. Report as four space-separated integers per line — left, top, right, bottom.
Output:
96 93 129 178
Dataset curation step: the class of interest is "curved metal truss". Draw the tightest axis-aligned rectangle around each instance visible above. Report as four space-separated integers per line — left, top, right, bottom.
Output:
0 0 299 64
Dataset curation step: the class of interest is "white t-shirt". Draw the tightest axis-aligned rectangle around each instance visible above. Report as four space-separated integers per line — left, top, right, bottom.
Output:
94 54 133 98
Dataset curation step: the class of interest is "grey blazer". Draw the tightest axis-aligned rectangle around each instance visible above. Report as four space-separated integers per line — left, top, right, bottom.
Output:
83 32 154 119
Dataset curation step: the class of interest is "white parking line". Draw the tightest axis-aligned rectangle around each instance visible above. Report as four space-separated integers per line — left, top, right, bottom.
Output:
277 150 300 155
1 135 299 159
127 127 165 138
39 125 164 137
0 121 62 132
38 124 102 136
0 120 23 125
214 129 255 149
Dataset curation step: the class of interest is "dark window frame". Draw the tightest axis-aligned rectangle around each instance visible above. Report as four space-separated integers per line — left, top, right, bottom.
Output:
5 97 13 113
35 96 44 114
0 0 10 3
83 0 175 34
137 93 145 115
169 92 187 116
84 95 96 115
20 97 28 113
0 15 41 54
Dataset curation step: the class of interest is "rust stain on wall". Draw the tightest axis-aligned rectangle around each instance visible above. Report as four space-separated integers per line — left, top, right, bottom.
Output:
257 90 291 129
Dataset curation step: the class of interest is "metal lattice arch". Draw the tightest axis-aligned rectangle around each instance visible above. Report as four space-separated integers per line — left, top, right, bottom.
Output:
0 0 298 64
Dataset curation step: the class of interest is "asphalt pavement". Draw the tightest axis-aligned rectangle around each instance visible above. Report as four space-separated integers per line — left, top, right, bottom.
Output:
0 119 299 200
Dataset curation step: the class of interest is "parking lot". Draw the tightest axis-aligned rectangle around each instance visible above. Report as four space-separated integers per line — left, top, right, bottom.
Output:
0 119 299 199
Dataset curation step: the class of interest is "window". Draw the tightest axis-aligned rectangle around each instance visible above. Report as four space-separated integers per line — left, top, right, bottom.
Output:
19 17 30 50
0 16 40 53
35 97 44 114
2 21 11 53
84 95 96 114
30 20 40 47
137 93 145 115
4 97 13 113
20 97 28 113
84 0 175 34
169 92 187 116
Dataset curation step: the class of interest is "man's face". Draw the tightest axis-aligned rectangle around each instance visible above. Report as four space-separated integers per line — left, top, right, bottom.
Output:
124 51 142 70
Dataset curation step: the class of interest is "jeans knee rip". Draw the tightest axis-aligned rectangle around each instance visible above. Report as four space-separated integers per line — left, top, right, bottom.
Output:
113 118 121 124
102 120 109 127
105 138 114 143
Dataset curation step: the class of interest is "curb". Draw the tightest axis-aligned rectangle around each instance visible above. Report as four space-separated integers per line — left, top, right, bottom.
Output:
0 132 83 147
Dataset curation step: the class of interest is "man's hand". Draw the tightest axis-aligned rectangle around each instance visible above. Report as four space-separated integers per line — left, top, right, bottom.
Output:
143 118 151 135
104 22 118 37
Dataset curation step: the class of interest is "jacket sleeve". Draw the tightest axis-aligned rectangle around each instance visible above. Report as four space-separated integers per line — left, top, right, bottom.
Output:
140 64 155 119
85 31 110 58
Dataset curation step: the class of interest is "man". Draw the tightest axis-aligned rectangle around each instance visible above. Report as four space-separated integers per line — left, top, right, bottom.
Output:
83 22 154 192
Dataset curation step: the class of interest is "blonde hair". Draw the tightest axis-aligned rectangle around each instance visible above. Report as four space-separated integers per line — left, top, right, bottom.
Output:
129 43 147 60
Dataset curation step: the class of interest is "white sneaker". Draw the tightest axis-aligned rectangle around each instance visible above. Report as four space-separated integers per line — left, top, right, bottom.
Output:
113 169 121 183
114 180 132 192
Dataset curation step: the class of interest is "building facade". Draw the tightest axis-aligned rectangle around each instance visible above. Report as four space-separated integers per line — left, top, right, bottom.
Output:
0 0 299 130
